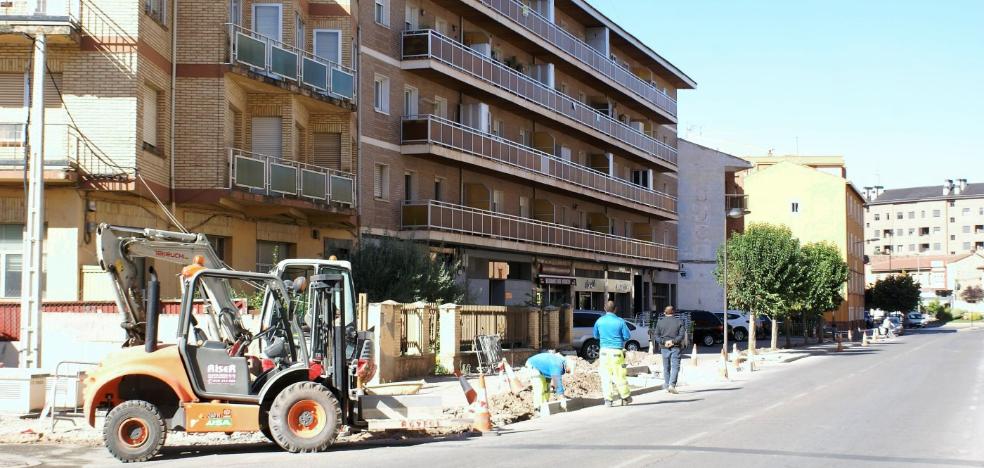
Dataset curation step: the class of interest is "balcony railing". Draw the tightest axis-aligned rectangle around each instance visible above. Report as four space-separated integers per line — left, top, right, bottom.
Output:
226 23 355 103
402 200 677 263
229 148 355 207
475 0 677 118
0 122 131 179
725 193 748 213
0 0 80 23
402 30 677 166
402 114 677 215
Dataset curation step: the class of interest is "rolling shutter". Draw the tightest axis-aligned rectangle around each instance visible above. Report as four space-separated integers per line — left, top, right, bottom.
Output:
310 132 341 169
251 116 282 158
0 73 26 108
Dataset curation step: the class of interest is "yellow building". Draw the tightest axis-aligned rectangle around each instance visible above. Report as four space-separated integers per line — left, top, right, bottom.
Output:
740 156 866 328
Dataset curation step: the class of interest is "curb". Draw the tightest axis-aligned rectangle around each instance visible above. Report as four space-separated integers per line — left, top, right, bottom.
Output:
538 383 663 417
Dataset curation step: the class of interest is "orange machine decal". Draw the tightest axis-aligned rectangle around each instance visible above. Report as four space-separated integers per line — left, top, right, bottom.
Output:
184 402 260 432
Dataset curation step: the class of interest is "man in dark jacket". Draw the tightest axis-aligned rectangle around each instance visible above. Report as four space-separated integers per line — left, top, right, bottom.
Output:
654 306 685 393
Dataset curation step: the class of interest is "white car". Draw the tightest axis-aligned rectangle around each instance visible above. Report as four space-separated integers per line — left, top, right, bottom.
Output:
713 310 765 341
572 310 650 360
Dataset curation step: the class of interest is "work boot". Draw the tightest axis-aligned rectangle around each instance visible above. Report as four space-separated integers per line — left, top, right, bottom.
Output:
621 396 633 406
604 400 613 408
668 386 679 394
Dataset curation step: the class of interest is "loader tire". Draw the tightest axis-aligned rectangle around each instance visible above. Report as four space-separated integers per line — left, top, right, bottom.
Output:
268 381 341 453
103 400 167 463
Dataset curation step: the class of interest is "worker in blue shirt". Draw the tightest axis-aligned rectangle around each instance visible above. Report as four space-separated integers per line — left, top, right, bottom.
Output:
593 300 632 406
524 351 575 409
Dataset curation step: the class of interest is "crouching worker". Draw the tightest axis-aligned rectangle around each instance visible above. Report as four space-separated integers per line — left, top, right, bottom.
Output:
525 351 576 409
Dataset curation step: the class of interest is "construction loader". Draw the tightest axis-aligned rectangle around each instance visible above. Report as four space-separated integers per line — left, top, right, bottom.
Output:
82 225 448 462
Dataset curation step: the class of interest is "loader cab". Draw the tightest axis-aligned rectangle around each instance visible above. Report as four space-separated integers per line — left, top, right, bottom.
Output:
177 269 308 402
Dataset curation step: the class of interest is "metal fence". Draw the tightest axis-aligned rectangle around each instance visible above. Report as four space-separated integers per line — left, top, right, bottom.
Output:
476 0 677 117
402 200 678 263
0 122 132 180
458 305 532 350
399 303 438 356
401 29 677 166
402 114 677 214
0 0 80 22
227 23 355 102
228 148 355 206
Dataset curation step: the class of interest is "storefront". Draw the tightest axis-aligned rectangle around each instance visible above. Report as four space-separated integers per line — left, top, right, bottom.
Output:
536 261 575 306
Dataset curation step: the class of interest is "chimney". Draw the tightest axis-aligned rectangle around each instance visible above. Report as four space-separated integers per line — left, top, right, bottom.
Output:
873 185 883 200
944 179 954 196
957 178 968 194
863 186 873 201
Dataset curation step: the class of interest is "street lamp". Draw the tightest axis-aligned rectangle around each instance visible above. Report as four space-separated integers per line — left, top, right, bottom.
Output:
722 205 749 369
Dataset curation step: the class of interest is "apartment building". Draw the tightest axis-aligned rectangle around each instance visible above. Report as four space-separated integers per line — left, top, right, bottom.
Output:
739 156 866 329
0 0 357 300
358 0 694 314
863 180 984 257
675 139 750 312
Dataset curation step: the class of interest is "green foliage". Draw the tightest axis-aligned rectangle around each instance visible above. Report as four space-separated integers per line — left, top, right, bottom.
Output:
350 237 465 303
793 242 850 318
925 300 949 321
960 285 984 304
866 275 921 313
965 312 984 321
715 223 805 319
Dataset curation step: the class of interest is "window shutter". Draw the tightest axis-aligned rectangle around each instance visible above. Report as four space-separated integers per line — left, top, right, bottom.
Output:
143 88 158 146
373 165 384 198
314 30 340 63
311 132 341 169
0 73 26 108
42 73 63 108
251 116 282 157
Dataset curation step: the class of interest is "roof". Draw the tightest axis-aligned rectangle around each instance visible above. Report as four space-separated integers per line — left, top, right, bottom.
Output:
678 139 753 170
868 253 971 272
867 183 984 205
742 155 845 168
575 0 697 89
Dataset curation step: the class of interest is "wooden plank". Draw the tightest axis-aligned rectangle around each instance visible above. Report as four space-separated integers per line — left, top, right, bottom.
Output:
361 395 443 420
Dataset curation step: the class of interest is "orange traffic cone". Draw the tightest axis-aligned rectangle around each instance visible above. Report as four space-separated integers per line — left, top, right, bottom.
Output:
472 373 494 433
455 370 477 405
691 344 699 367
501 359 526 394
861 331 869 347
836 335 844 352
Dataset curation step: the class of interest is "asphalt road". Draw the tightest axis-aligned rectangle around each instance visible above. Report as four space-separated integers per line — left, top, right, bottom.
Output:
5 326 984 468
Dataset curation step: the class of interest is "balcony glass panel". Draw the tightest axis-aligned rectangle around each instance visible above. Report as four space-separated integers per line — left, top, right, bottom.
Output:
331 69 355 99
269 162 297 194
270 46 298 80
302 58 328 91
331 175 354 204
235 33 266 69
234 155 265 190
301 169 327 199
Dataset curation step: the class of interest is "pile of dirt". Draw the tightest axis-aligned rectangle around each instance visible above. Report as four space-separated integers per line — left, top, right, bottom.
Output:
625 351 662 367
488 388 535 426
562 356 603 398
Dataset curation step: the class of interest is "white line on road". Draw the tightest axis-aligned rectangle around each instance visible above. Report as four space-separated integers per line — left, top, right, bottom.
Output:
764 401 785 411
612 452 655 468
672 431 709 446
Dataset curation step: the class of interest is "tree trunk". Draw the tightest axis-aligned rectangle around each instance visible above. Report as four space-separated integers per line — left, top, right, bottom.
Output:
747 311 757 356
770 318 779 350
784 318 792 349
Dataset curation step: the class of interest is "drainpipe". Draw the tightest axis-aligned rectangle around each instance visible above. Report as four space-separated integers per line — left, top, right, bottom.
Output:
169 0 178 214
355 0 363 243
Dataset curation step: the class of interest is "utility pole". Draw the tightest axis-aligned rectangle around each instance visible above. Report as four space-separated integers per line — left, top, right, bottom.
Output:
21 32 46 368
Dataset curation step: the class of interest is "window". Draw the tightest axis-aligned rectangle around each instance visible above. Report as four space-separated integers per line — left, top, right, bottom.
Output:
403 85 418 116
933 243 941 251
908 211 915 219
907 228 914 236
919 244 928 253
962 207 971 216
492 190 504 213
0 123 25 147
896 212 903 220
921 210 926 218
404 4 419 30
519 196 529 218
950 217 956 223
895 228 902 236
256 240 293 273
403 172 415 201
295 13 305 50
374 0 389 26
373 75 389 113
791 202 800 213
229 0 242 25
433 96 448 118
207 235 230 262
313 30 341 64
435 17 451 36
373 163 390 199
0 225 23 298
492 119 503 137
430 178 442 202
964 242 972 251
251 116 282 158
142 86 160 150
933 227 941 233
253 4 282 42
874 214 880 221
908 244 915 252
933 209 941 217
144 0 166 24
872 230 880 239
963 225 971 234
951 235 957 241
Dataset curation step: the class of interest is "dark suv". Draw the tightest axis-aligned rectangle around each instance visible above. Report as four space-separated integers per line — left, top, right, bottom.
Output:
679 310 726 347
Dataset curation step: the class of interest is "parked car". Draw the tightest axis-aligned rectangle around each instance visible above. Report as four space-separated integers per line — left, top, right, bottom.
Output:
880 316 904 336
905 312 930 328
572 310 651 360
713 311 764 341
679 309 727 347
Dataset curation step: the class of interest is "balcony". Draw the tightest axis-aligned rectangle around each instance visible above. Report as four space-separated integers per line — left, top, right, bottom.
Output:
725 194 748 213
0 0 80 37
401 30 677 168
229 149 354 207
226 23 355 105
402 114 676 217
468 0 677 119
402 200 677 266
0 122 130 183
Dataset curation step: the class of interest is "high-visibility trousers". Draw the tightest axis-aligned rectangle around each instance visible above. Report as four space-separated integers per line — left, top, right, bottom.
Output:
598 348 631 401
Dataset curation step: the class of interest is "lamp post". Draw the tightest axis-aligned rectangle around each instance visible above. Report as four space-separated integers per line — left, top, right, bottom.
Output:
722 204 749 367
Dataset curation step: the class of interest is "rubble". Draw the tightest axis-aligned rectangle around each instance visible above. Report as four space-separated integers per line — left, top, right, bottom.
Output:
488 388 535 426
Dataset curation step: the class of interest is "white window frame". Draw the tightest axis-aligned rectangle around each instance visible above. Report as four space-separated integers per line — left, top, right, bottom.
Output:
433 95 448 118
403 85 419 116
492 190 504 213
404 171 415 202
313 29 342 64
229 0 242 25
374 0 390 27
142 86 159 148
405 3 419 30
295 12 305 50
0 224 23 298
434 177 444 201
373 74 390 114
374 163 390 200
252 3 283 42
144 0 167 24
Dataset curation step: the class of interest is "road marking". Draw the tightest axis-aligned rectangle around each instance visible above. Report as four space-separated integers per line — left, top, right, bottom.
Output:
672 431 709 446
764 401 785 411
612 452 653 468
793 392 809 399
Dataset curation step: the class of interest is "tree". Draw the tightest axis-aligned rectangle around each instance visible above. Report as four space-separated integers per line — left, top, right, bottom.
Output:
791 242 849 346
866 274 921 313
350 238 465 303
961 285 984 304
716 223 805 355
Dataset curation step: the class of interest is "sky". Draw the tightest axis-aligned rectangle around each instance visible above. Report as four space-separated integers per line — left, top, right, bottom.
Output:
590 0 984 190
